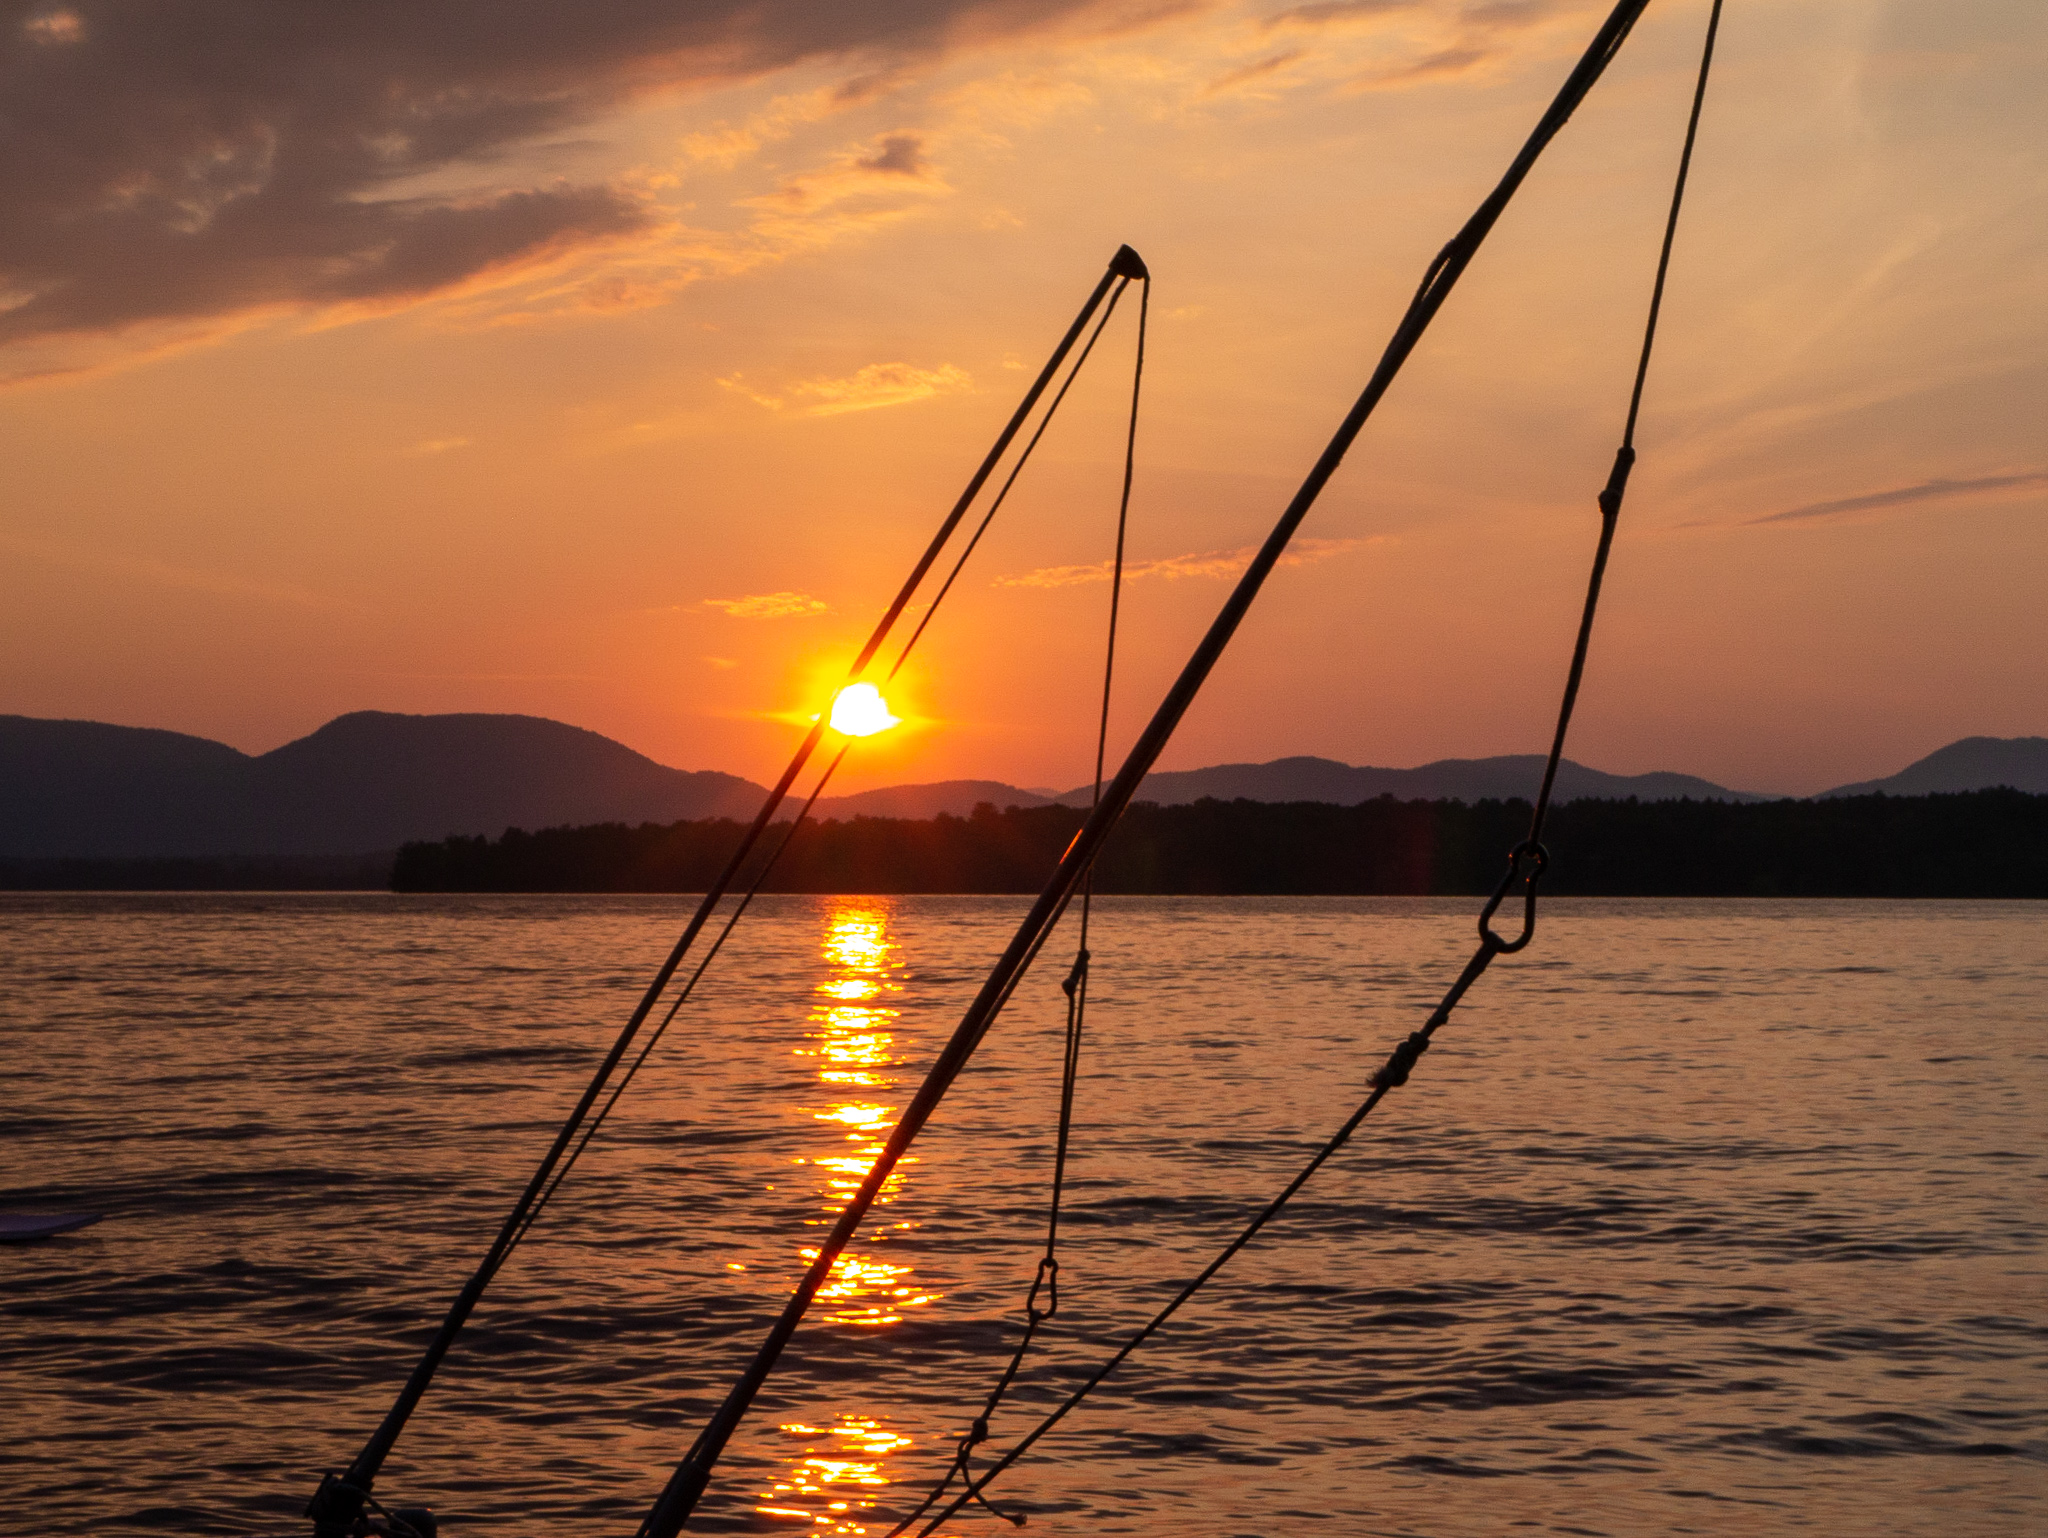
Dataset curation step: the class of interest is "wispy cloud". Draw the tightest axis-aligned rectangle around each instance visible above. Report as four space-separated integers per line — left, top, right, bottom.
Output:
1349 43 1491 89
23 8 86 45
1 529 349 611
1311 0 1568 94
1201 48 1305 98
745 130 948 216
723 361 974 416
1753 472 2048 526
799 360 973 414
997 536 1379 588
678 87 841 170
1262 0 1422 33
701 590 831 619
406 436 472 456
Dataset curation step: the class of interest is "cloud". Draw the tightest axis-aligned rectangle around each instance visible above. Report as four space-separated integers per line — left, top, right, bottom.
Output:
406 436 471 456
22 7 83 44
797 360 973 414
859 133 930 176
1752 472 2048 527
725 360 975 415
1262 0 1421 32
0 0 1131 353
702 590 832 618
1352 43 1491 88
746 129 949 218
717 373 789 411
1201 48 1304 98
1279 0 1569 93
679 87 842 170
997 535 1377 588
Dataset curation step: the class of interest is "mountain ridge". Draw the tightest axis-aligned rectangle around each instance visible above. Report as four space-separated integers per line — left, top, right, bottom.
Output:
1818 736 2048 798
0 711 763 857
5 711 2043 859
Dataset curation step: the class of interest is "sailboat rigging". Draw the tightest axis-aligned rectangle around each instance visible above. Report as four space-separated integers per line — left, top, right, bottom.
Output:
302 0 1724 1531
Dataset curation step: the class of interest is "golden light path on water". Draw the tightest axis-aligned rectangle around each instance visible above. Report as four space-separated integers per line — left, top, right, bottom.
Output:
758 900 930 1532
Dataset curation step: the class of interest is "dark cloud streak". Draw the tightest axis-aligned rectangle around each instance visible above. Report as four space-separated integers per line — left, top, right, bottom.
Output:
1756 472 2048 525
0 0 1121 347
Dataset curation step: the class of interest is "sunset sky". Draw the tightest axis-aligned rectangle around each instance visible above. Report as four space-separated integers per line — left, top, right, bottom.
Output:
3 0 2042 797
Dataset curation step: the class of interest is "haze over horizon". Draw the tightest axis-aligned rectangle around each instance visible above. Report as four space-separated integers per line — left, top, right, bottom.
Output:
4 2 2043 802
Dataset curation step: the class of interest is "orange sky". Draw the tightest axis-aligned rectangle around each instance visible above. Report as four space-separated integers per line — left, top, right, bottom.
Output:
3 0 2042 796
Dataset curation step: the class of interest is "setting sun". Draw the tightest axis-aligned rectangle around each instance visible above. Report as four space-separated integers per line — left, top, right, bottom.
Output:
829 683 901 738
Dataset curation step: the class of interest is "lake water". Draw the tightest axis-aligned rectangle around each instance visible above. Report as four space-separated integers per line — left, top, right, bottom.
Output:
4 894 2044 1536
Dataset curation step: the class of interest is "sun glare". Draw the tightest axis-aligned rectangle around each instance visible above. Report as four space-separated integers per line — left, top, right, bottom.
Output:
829 682 901 738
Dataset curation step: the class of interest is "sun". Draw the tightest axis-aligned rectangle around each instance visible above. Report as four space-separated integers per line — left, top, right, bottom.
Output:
828 683 901 738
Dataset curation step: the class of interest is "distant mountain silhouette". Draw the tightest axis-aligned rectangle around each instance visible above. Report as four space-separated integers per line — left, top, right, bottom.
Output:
0 718 256 857
808 779 1057 820
0 712 765 857
1051 754 1767 807
14 708 2043 864
1819 736 2048 798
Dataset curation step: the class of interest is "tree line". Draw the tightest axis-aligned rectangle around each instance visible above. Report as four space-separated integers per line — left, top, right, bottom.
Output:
389 790 2048 898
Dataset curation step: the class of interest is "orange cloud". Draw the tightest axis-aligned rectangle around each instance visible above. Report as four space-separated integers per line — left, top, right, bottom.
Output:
1201 48 1306 98
997 536 1379 588
724 362 975 415
702 591 833 619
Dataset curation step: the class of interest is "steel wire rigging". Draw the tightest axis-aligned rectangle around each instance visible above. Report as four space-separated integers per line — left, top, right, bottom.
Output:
899 4 1725 1528
630 0 1697 1532
501 270 1149 1270
887 271 1149 1538
305 245 1152 1538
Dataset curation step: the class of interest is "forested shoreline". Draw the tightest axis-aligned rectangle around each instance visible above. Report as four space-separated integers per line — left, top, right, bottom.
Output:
387 790 2048 898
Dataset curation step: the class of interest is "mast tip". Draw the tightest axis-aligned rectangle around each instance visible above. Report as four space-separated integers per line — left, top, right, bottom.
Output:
1109 244 1149 281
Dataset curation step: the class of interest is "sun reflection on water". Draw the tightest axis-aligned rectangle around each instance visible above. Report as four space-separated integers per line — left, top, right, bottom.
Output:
757 900 928 1532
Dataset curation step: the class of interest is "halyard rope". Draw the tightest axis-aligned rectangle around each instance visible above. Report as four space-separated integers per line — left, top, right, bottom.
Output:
886 272 1149 1538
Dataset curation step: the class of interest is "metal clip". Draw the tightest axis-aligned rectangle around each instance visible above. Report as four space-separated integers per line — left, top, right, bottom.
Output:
1477 840 1547 954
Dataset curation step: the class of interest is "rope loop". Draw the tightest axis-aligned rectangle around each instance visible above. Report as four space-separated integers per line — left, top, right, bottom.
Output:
1476 839 1548 955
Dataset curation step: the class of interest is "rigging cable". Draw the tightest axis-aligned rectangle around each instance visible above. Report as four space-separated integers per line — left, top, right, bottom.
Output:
305 245 1150 1538
498 270 1149 1263
633 3 1664 1533
910 2 1726 1529
886 272 1149 1538
886 274 1137 682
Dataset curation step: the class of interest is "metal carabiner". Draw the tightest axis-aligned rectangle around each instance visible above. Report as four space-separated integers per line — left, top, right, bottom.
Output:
1477 840 1548 954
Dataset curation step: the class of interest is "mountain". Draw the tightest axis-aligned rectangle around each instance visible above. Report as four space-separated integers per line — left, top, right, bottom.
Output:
1819 736 2048 798
0 718 258 858
12 708 2041 864
0 712 765 857
1052 754 1767 807
807 780 1057 820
